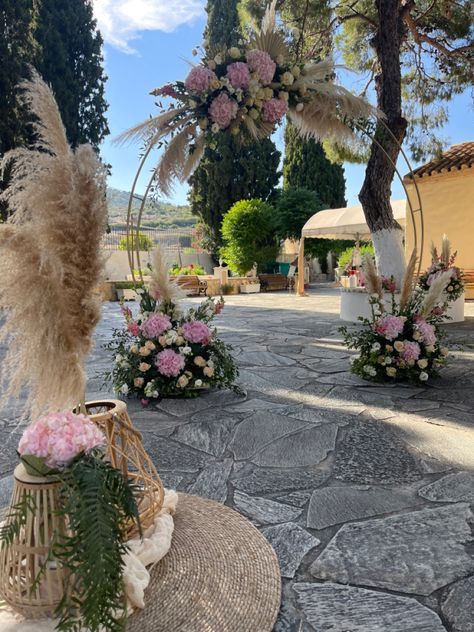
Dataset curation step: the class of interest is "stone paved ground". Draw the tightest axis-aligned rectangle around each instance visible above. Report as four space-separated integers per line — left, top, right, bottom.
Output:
1 286 474 631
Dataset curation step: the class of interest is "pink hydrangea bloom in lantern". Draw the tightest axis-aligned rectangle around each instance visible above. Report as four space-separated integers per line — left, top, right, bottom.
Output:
375 315 405 340
18 412 105 470
209 93 238 129
184 66 216 92
141 313 172 338
246 49 276 84
226 62 250 89
262 98 288 123
182 320 211 344
401 341 421 363
155 349 185 377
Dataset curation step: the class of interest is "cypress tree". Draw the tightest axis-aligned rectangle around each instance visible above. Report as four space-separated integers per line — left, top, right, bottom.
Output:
189 0 281 248
35 0 109 149
283 123 346 209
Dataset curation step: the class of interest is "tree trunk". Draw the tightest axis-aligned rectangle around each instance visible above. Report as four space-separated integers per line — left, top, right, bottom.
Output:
359 0 408 286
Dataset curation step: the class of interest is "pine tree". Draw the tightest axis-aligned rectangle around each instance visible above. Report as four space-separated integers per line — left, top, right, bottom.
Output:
35 0 109 149
189 0 281 248
283 123 346 209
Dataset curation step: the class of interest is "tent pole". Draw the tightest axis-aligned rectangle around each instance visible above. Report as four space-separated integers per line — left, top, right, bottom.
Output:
297 237 306 296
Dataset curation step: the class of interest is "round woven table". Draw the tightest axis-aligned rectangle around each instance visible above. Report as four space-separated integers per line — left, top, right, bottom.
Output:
127 493 281 632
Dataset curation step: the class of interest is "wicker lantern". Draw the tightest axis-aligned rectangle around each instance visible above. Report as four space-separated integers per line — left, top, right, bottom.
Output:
82 399 165 536
0 463 68 618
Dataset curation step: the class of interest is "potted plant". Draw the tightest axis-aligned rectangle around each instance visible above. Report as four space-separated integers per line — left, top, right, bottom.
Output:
239 279 261 293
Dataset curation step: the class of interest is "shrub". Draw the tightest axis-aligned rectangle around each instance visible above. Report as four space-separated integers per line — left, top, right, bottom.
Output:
118 232 153 252
337 244 374 272
169 264 206 276
221 199 278 275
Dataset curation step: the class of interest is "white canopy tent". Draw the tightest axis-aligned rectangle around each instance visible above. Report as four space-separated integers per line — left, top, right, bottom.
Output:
297 200 406 294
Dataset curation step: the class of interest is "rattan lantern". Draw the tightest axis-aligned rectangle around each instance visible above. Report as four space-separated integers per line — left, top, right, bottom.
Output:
82 399 165 537
0 463 68 618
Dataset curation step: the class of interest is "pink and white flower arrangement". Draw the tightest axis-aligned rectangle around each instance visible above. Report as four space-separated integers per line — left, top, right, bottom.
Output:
341 247 454 383
106 292 238 399
18 412 104 470
418 236 464 303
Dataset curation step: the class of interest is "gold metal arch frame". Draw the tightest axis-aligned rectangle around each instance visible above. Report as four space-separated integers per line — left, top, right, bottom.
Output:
297 118 424 296
123 117 424 293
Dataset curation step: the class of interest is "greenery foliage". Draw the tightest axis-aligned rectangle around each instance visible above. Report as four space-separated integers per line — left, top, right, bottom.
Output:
274 187 323 241
35 0 109 150
118 232 153 252
221 199 278 275
337 244 374 272
169 264 206 276
283 123 346 209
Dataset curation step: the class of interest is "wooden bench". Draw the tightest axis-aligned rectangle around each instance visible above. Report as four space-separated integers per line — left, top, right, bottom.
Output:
174 275 208 296
463 269 474 300
258 273 289 292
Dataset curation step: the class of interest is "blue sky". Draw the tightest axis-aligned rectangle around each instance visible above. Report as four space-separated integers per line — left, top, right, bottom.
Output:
94 0 473 207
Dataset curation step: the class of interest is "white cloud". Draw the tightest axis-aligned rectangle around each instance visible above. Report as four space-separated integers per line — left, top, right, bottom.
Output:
93 0 205 53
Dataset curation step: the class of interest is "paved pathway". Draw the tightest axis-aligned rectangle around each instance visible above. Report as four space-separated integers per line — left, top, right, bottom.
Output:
1 287 474 631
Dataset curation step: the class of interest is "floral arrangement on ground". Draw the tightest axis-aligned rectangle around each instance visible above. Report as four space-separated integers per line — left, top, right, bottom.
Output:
340 250 454 384
1 412 140 631
417 235 464 302
105 249 239 401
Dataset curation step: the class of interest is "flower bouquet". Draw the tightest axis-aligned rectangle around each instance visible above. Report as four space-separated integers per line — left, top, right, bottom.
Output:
105 249 238 401
418 235 464 303
0 412 140 631
341 252 453 383
118 1 375 196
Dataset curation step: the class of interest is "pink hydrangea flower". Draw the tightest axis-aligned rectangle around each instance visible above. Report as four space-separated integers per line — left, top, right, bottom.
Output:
155 349 185 377
184 66 216 92
262 98 288 123
374 315 405 340
401 341 421 362
226 62 250 89
414 317 437 346
209 92 238 129
246 49 276 84
128 321 140 336
182 320 211 344
18 412 105 469
141 313 172 339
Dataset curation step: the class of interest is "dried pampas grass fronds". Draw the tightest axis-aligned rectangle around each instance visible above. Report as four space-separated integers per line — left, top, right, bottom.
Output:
0 72 107 418
149 247 184 306
420 270 452 318
399 249 417 311
441 234 451 267
363 253 383 301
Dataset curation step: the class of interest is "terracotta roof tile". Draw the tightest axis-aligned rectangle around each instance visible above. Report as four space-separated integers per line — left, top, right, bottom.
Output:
406 141 474 179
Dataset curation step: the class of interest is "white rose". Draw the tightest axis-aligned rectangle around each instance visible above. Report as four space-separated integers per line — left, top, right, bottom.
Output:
195 379 203 387
295 102 304 112
115 354 123 363
419 371 429 381
214 54 222 64
120 384 129 395
211 123 220 133
371 342 381 352
180 346 192 355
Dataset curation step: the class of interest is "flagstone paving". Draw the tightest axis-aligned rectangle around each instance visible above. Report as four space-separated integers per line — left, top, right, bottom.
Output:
1 286 474 631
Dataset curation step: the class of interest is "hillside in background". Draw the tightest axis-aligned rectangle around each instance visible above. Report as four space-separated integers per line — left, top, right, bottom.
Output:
107 187 196 228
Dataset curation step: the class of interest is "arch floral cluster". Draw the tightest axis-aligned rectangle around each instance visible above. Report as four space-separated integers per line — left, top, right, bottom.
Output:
118 1 376 196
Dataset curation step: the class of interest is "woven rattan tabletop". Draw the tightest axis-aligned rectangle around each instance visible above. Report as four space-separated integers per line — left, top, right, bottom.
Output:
127 492 281 632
